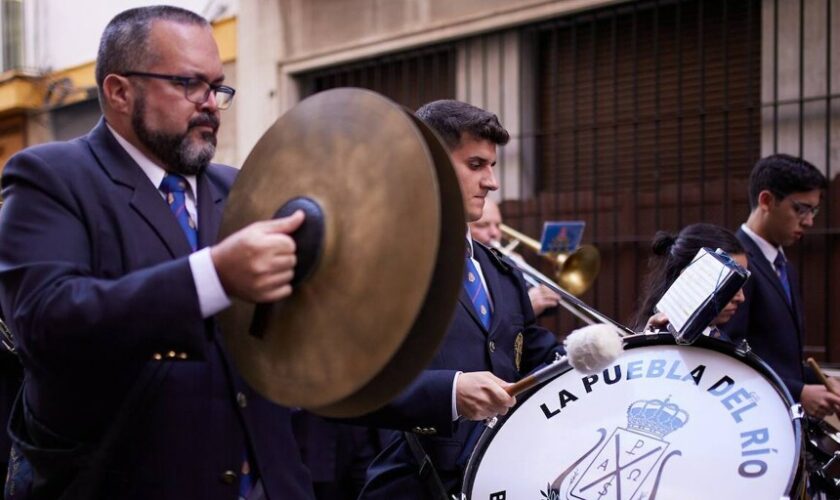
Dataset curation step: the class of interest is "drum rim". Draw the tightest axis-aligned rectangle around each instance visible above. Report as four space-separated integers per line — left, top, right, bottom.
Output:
461 333 806 498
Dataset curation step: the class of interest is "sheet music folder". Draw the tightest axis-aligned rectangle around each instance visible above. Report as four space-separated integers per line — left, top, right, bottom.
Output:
655 247 750 345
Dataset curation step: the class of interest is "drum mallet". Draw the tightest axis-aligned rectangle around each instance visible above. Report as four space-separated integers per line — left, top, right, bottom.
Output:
807 357 839 396
506 323 625 397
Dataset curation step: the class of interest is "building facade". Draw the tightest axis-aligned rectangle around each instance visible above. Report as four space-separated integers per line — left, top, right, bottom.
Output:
237 0 840 362
0 0 836 362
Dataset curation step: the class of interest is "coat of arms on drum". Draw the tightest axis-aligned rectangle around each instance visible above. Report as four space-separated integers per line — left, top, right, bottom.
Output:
545 397 688 500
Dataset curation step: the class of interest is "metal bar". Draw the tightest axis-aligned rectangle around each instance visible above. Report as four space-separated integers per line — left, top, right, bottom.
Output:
797 0 805 315
611 9 620 327
401 58 409 108
798 0 805 158
699 0 706 220
590 16 600 278
747 0 756 167
549 28 559 199
518 30 525 201
374 60 382 96
591 14 600 310
676 0 684 227
653 0 661 231
572 19 580 218
723 0 730 225
632 1 640 297
773 0 779 152
824 0 832 361
465 38 472 103
481 35 488 109
760 93 840 107
499 33 506 200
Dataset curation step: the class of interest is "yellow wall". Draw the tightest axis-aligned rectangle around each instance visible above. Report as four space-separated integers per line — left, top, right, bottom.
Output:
0 16 238 116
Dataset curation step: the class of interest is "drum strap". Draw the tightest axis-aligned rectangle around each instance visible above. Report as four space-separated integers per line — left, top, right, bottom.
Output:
403 432 451 500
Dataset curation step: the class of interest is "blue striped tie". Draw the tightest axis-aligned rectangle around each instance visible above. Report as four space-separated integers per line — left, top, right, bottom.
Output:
160 173 198 251
465 244 492 329
774 253 792 305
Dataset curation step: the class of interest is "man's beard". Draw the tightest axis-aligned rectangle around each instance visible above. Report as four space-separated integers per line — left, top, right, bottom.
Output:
131 94 219 176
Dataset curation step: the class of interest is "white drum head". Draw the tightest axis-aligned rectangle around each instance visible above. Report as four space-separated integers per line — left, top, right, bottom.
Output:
464 339 802 500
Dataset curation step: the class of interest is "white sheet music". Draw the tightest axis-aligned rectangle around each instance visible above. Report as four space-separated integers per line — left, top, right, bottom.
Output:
655 248 731 333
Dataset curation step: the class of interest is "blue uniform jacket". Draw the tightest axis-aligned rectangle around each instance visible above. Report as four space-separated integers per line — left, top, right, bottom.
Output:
0 120 315 499
359 242 563 498
720 228 815 401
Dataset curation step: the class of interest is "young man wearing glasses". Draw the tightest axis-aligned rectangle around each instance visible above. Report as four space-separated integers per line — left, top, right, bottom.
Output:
721 154 840 419
0 6 314 499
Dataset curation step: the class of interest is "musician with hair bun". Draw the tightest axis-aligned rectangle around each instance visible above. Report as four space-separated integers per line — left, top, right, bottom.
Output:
634 223 748 336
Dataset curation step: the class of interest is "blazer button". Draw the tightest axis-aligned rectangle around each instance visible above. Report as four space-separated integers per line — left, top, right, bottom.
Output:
220 470 237 484
236 392 248 408
488 340 496 353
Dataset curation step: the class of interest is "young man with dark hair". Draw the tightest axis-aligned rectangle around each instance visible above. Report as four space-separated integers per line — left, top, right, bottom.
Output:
0 6 315 498
721 153 840 419
359 100 563 498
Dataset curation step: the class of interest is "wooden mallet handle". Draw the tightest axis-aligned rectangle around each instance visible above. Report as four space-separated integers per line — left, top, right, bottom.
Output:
505 357 569 397
807 357 838 395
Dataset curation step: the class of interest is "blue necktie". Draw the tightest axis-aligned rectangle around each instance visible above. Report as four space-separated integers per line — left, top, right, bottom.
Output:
238 456 254 500
774 253 792 305
160 173 198 251
465 245 492 329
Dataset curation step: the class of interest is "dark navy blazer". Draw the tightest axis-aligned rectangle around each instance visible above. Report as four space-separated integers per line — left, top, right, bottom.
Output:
359 243 562 498
0 120 315 499
720 228 813 401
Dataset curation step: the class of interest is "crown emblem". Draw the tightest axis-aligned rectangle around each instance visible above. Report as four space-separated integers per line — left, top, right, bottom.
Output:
626 397 689 438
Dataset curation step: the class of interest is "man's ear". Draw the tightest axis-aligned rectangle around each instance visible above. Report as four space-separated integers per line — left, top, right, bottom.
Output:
756 190 777 212
101 74 133 115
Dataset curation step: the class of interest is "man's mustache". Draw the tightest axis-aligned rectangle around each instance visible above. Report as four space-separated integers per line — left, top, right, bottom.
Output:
189 114 220 132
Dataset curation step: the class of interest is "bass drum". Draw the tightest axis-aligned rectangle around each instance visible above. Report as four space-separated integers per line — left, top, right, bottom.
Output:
462 334 805 500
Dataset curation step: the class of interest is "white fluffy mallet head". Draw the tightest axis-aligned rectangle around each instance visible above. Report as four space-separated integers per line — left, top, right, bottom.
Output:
564 324 624 373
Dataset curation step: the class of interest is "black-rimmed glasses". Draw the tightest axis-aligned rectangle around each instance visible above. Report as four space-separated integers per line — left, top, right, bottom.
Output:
121 71 236 110
790 200 820 219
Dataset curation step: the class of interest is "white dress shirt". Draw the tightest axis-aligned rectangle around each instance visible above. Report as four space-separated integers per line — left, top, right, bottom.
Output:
740 223 786 271
108 125 231 318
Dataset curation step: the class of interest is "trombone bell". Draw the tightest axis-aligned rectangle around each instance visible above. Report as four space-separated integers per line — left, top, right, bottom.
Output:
555 244 600 296
499 223 600 297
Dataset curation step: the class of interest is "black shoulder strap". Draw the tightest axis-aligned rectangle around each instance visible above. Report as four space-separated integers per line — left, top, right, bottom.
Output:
474 241 515 274
402 432 451 500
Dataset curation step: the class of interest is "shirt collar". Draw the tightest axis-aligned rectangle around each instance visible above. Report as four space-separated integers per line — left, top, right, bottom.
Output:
465 229 475 259
740 223 784 266
107 124 198 197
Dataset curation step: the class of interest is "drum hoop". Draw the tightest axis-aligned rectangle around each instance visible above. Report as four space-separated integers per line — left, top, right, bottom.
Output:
461 333 806 498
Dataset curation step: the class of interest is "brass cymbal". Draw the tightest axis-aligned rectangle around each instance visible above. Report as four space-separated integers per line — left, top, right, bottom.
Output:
218 88 465 417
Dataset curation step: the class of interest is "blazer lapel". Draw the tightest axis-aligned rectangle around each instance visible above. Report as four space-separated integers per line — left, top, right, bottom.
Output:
195 170 226 248
737 229 798 323
86 119 194 258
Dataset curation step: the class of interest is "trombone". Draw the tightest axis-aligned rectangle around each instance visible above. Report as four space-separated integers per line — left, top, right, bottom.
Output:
492 224 635 337
499 224 600 297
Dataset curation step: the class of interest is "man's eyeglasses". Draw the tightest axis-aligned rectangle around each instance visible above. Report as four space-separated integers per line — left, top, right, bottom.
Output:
121 71 236 110
790 200 820 219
